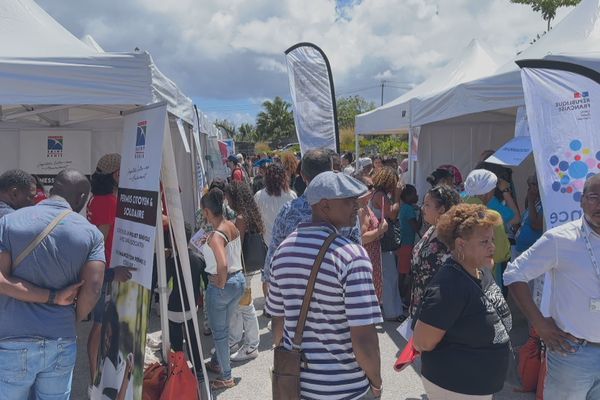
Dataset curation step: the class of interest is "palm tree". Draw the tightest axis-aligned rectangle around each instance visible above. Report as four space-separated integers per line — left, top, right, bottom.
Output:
238 123 258 141
256 97 295 142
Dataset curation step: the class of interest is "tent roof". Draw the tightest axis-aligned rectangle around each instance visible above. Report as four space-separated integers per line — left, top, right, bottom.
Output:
355 39 500 135
0 0 194 124
397 0 600 128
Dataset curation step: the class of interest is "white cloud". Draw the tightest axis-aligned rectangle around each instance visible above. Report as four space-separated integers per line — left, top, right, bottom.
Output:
35 0 577 120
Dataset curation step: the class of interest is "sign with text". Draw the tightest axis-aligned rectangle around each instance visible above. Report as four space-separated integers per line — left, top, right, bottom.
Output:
485 136 532 166
111 104 166 289
19 130 92 180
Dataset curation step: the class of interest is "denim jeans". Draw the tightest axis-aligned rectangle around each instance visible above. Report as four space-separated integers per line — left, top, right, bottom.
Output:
229 273 260 349
206 271 245 380
0 337 77 400
544 340 600 400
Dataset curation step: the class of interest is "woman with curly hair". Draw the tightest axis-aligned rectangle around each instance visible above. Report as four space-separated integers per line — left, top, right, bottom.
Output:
254 164 297 249
224 181 264 362
413 203 512 399
370 166 403 320
280 151 299 189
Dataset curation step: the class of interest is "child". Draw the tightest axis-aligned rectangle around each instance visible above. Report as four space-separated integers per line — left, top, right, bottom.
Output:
397 184 420 310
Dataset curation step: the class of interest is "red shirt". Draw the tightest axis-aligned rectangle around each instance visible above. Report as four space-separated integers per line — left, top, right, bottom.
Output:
87 194 118 267
231 167 245 182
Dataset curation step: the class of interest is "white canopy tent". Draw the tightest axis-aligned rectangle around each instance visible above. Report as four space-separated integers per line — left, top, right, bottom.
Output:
356 0 600 200
0 0 209 224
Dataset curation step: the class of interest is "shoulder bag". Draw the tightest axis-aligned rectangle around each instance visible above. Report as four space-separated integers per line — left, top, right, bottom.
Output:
242 231 267 273
13 209 71 271
272 233 338 400
379 195 402 252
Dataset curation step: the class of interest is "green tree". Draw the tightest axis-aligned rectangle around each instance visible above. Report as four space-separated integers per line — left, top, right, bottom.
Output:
214 119 236 138
237 122 258 141
510 0 581 31
336 95 377 130
255 96 295 142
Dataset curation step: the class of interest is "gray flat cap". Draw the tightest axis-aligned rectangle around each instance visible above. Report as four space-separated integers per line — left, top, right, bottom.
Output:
305 171 368 205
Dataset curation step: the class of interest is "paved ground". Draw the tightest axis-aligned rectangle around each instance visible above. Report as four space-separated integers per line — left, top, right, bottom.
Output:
72 278 536 399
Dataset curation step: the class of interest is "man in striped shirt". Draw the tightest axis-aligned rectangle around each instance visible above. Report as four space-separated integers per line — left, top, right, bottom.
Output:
266 171 383 400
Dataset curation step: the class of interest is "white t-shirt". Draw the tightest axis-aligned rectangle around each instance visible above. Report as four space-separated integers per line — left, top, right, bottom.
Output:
254 189 297 247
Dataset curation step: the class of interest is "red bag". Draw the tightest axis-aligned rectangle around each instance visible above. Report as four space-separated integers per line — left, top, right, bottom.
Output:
516 327 542 392
394 337 421 372
536 344 547 400
160 352 200 400
143 363 167 400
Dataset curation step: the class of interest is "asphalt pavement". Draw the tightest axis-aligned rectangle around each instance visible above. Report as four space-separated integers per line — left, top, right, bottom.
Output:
71 277 536 400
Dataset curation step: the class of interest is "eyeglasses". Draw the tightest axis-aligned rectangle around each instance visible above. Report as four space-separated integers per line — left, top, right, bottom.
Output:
584 194 600 205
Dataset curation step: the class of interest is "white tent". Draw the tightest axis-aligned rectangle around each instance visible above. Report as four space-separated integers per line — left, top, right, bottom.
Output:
0 0 205 224
355 39 500 135
356 0 600 200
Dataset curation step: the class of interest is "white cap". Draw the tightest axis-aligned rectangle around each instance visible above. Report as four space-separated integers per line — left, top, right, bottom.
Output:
464 169 497 196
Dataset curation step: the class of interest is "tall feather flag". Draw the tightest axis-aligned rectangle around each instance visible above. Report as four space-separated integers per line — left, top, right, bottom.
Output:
285 42 339 154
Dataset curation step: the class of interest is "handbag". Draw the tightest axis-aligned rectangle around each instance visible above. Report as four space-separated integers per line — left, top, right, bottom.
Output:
242 231 267 273
536 342 547 400
272 233 338 400
239 288 252 306
160 351 200 400
393 336 420 372
142 363 167 400
379 195 401 252
516 327 542 393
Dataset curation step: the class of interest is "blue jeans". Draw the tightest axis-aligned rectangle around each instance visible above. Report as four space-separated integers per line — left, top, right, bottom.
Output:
206 271 245 380
545 340 600 400
0 337 77 400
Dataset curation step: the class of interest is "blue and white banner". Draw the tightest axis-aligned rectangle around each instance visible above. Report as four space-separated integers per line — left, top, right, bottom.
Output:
519 60 600 312
285 42 339 154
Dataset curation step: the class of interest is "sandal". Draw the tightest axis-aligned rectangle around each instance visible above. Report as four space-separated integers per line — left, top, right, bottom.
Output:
205 361 222 374
210 378 236 390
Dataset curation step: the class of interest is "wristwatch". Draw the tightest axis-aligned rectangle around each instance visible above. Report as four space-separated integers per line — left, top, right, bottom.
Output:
47 289 57 305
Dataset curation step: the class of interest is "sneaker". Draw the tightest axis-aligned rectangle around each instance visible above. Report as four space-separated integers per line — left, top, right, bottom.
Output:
230 345 259 362
229 342 241 355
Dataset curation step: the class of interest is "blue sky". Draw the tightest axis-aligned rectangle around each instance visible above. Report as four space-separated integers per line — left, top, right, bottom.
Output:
37 0 574 128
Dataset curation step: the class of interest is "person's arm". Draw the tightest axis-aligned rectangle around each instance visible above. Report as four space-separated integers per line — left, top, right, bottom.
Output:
350 325 382 391
235 215 247 244
208 234 228 288
263 205 289 271
527 189 543 231
76 260 105 321
360 209 380 245
412 320 446 352
498 179 521 225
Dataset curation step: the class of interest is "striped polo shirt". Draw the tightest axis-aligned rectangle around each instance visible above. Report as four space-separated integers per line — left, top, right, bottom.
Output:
266 223 383 400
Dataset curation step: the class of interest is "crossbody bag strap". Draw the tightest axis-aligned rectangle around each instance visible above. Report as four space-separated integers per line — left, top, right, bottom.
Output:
13 209 71 270
292 232 338 348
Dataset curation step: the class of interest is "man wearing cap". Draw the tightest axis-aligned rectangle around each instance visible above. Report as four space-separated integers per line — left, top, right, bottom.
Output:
262 149 362 302
462 169 511 283
0 169 37 219
227 155 247 183
266 171 383 400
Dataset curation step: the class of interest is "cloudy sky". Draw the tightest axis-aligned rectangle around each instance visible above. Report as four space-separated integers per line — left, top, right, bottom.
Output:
36 0 574 127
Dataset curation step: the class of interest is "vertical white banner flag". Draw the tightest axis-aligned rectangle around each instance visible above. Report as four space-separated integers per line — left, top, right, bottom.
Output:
519 60 600 312
285 42 339 154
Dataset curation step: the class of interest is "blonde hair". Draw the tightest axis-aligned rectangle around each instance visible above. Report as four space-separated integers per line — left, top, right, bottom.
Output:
372 167 398 193
436 203 501 250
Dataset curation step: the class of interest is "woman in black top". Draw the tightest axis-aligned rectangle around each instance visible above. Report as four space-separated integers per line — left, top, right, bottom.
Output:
413 203 512 399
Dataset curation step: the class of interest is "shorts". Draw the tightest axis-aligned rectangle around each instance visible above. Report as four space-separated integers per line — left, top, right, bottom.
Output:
92 281 109 323
397 245 414 274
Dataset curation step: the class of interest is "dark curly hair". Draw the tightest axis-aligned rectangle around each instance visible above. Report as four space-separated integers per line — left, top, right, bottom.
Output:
372 167 398 194
427 185 461 212
225 182 264 234
436 203 501 250
90 172 117 196
264 164 289 197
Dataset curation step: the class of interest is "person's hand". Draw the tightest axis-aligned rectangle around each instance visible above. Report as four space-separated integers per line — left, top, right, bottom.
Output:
125 353 134 376
208 274 225 289
56 281 84 305
534 317 578 354
369 381 382 398
378 218 389 234
527 183 540 203
498 178 510 192
112 266 137 283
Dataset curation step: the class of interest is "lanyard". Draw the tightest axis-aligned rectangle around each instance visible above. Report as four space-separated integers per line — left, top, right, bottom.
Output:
581 219 600 282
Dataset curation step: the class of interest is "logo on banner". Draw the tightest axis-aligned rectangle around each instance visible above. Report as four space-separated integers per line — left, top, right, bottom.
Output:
47 136 64 158
136 121 147 159
555 91 591 119
549 139 600 203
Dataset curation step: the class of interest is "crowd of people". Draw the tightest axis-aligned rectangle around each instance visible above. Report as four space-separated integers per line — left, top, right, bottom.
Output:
0 144 598 400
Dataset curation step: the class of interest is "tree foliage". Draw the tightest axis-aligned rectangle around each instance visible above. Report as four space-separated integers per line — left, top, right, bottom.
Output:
215 119 236 138
336 95 377 129
510 0 581 31
237 123 258 141
255 96 295 142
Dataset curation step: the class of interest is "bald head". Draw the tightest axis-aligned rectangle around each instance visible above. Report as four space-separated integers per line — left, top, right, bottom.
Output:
50 169 91 212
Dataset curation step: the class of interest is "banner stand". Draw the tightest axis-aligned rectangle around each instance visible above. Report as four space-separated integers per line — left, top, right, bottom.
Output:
155 201 171 362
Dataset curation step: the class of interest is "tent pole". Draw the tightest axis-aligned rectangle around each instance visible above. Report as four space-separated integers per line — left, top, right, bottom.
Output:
355 133 359 159
155 196 171 361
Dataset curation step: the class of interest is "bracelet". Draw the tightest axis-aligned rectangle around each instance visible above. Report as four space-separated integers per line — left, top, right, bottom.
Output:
370 382 383 391
47 289 57 305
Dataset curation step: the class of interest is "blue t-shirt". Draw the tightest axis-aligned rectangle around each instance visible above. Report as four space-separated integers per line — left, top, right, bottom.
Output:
515 201 543 253
0 199 105 339
399 203 418 246
487 197 515 225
